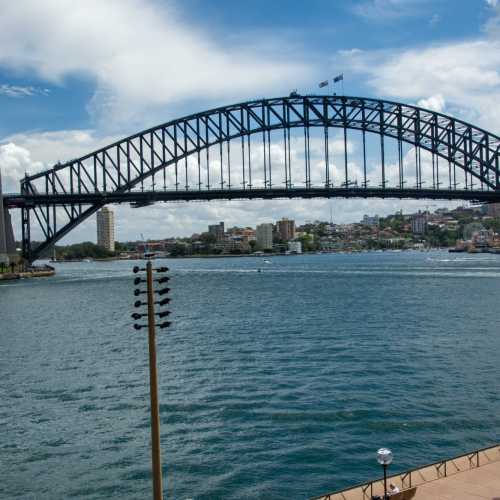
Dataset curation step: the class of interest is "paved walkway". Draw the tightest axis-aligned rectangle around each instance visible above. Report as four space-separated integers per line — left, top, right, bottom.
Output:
412 458 500 499
312 445 500 500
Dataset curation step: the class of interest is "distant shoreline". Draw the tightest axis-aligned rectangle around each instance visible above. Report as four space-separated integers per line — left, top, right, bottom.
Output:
0 267 55 281
47 247 458 263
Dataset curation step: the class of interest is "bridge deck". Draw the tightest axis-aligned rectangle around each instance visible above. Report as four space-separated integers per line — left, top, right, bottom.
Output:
312 444 500 500
4 187 500 209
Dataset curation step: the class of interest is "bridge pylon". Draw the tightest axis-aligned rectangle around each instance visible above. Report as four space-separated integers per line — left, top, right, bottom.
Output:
0 170 17 265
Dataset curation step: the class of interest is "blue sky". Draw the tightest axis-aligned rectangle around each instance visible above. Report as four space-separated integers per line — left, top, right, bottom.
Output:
0 0 493 135
1 0 499 242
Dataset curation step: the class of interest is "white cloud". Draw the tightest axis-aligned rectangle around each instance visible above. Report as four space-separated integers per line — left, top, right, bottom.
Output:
4 0 489 243
417 94 445 112
486 0 498 7
352 0 430 21
0 0 313 130
1 127 463 244
340 37 500 131
3 130 118 167
0 84 49 98
0 142 43 192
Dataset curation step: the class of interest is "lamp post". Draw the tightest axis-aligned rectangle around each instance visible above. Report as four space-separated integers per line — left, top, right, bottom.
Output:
377 447 393 500
132 263 171 500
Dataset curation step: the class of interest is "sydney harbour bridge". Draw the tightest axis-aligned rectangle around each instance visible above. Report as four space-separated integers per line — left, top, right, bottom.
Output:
1 94 499 263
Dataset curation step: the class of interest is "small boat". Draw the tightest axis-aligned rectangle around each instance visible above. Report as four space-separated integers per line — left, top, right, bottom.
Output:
263 259 271 264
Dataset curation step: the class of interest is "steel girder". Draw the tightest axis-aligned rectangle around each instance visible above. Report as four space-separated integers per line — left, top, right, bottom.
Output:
15 95 500 262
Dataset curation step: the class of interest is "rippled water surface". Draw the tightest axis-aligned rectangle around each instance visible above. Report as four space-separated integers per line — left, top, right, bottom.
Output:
1 251 500 499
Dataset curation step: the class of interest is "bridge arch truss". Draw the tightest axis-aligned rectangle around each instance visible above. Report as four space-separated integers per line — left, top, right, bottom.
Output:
10 95 500 262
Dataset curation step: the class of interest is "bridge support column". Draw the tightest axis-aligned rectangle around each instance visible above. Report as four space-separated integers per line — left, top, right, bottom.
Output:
0 169 16 266
21 207 31 264
0 175 7 266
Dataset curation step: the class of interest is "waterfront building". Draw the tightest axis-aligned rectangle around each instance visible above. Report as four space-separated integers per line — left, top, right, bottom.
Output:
319 238 346 251
242 228 256 240
463 222 484 241
214 236 249 253
411 212 428 234
239 230 255 250
136 240 166 253
472 228 494 248
208 222 225 241
276 218 295 241
288 241 302 254
256 223 273 250
226 226 256 242
96 207 115 252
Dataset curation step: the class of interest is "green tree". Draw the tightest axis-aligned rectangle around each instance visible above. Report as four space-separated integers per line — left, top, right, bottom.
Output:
483 218 500 233
200 233 216 245
298 234 317 252
169 244 187 257
59 242 115 260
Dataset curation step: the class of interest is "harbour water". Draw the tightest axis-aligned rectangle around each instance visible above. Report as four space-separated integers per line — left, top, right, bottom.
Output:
1 251 499 499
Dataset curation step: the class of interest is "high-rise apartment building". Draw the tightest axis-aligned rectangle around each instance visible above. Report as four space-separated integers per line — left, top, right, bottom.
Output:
208 222 225 241
256 223 274 250
411 211 427 234
97 207 115 251
276 218 295 241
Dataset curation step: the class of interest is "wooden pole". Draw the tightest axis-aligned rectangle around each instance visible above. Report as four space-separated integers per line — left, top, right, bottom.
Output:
146 260 163 500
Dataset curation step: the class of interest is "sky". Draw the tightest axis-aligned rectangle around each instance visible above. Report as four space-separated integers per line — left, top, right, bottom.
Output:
1 0 499 242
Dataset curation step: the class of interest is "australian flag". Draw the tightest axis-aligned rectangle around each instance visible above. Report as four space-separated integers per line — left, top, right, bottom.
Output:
318 80 329 88
333 74 344 83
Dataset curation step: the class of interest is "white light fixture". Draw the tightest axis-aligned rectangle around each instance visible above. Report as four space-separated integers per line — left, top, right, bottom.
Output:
377 447 393 465
377 448 393 499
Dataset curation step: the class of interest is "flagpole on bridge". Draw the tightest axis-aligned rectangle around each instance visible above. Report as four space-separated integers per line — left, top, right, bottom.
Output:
332 73 344 95
318 79 329 94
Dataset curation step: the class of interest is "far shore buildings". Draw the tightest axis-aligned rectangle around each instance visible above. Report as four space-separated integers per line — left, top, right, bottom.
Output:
119 203 500 257
362 214 380 226
276 217 296 241
96 207 115 252
487 202 500 218
256 223 274 250
288 240 302 254
208 222 225 241
411 211 428 234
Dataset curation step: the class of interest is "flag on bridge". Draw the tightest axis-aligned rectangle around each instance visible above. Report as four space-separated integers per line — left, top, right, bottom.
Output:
318 80 329 88
333 73 343 83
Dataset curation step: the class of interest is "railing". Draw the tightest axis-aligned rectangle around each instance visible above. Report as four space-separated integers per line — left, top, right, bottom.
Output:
311 443 500 500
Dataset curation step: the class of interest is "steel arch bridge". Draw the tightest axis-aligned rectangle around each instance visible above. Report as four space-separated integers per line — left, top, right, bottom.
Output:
3 94 500 262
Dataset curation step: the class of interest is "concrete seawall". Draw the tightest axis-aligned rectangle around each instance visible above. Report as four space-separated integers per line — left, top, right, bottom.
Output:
0 267 56 281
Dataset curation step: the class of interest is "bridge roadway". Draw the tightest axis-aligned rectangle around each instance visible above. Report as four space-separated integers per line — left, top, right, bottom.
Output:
4 187 500 209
